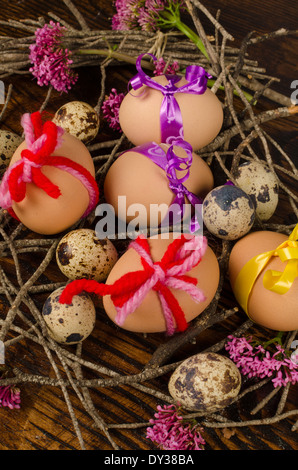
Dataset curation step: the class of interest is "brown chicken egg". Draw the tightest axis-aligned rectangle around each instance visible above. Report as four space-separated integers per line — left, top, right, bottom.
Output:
103 233 220 333
118 75 223 150
9 132 96 235
229 230 298 331
104 143 213 229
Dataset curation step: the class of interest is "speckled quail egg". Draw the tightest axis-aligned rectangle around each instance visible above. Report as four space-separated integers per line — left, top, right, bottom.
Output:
168 352 241 413
56 229 118 281
52 101 100 143
234 160 279 221
203 184 255 240
42 286 96 344
0 130 23 175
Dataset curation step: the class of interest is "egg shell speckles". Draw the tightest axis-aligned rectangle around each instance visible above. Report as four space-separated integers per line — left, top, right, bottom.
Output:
234 161 279 221
53 101 100 143
56 229 118 281
0 130 23 176
203 185 255 240
42 286 96 344
168 352 241 413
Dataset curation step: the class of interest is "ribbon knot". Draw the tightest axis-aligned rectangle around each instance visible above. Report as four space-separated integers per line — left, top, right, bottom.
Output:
59 234 207 335
0 111 99 219
128 141 203 233
233 224 298 317
164 142 203 232
129 53 211 143
22 157 42 183
169 182 188 197
152 262 167 285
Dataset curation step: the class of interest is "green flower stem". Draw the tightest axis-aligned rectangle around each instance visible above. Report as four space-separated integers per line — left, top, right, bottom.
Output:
207 79 256 104
76 48 154 70
77 50 255 103
173 19 208 59
158 5 208 59
262 332 285 349
159 8 255 104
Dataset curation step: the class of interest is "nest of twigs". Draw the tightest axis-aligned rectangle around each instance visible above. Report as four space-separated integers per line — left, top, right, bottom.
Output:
0 0 297 451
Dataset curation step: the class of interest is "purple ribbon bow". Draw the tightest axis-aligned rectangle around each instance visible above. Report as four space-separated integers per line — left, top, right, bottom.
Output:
129 53 212 143
129 140 203 233
164 142 203 232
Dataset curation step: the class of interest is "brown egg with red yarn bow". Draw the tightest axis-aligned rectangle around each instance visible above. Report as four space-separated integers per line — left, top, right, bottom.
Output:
103 233 220 334
8 132 96 235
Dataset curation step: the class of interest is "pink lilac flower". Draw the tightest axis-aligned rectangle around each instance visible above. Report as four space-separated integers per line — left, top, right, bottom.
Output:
101 88 125 131
112 0 186 32
153 57 180 76
146 404 205 450
29 21 78 93
112 0 208 59
225 335 298 388
111 0 141 30
0 385 21 409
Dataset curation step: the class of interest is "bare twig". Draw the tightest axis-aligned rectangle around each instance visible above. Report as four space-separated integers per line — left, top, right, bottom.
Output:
0 1 297 452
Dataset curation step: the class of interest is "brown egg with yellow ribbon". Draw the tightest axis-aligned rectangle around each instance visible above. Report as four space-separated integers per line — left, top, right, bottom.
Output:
229 225 298 331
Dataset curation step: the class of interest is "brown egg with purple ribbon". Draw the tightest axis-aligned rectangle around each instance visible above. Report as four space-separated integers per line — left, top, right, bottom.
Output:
118 54 223 150
103 141 214 231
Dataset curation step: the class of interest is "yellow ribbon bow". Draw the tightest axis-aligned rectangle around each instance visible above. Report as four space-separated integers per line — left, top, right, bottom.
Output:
233 223 298 316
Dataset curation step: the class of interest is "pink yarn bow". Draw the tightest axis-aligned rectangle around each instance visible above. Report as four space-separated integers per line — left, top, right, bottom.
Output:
0 111 99 218
125 234 207 334
59 234 207 335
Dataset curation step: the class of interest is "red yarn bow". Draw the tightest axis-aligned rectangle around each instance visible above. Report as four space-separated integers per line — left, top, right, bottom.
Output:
9 113 62 203
59 234 207 335
0 111 99 219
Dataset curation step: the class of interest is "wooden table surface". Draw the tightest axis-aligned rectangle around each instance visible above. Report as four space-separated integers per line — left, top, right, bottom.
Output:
0 0 297 452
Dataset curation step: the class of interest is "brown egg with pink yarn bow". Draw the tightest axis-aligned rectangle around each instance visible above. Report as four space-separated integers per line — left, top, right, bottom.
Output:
0 112 98 235
58 233 220 335
102 234 219 333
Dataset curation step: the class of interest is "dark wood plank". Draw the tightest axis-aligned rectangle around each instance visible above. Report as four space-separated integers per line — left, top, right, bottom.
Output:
0 0 297 451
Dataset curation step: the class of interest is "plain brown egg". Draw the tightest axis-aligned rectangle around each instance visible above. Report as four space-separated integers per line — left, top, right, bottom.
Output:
229 230 298 331
119 75 223 150
104 143 214 228
9 133 96 235
103 233 220 333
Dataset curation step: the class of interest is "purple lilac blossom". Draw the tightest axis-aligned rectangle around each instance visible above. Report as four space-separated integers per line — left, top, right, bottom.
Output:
101 88 125 131
29 21 78 93
146 404 205 450
153 57 180 75
112 0 185 32
0 385 21 409
225 335 298 388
